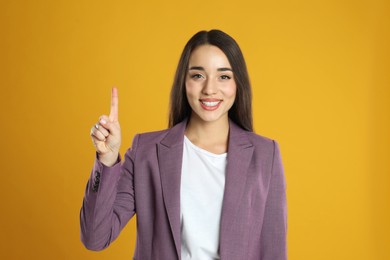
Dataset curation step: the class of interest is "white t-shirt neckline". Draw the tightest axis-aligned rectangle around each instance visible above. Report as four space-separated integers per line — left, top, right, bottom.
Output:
183 136 227 158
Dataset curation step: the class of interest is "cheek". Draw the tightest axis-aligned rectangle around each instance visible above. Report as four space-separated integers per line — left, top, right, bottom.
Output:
225 83 237 100
185 81 198 98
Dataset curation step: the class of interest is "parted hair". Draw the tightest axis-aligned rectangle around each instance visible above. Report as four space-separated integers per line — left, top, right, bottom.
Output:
168 29 253 131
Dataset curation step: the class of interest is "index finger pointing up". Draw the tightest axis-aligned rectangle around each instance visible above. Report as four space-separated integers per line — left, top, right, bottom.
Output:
109 87 119 121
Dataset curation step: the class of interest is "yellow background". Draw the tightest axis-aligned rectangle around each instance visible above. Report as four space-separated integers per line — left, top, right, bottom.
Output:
1 0 389 259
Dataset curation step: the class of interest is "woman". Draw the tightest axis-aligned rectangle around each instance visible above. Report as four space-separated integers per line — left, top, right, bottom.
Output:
81 30 287 260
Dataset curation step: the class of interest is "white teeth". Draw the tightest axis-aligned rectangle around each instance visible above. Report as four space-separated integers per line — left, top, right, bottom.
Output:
202 101 220 106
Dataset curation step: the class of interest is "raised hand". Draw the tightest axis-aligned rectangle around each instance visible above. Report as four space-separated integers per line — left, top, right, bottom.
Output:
90 87 122 166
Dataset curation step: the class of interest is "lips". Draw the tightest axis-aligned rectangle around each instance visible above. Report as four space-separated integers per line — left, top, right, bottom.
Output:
199 99 222 111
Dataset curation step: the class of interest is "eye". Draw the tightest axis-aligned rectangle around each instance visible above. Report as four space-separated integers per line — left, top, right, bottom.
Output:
190 73 203 79
220 75 231 80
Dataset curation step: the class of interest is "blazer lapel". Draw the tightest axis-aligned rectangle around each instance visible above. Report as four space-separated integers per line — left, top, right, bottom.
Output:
220 120 254 247
157 120 187 259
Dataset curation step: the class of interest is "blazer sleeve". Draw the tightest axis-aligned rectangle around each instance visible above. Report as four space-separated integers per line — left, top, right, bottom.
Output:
260 140 287 259
80 134 140 251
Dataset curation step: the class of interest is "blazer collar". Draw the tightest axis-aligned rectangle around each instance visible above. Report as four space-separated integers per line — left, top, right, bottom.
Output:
159 119 188 148
159 118 252 148
157 120 187 259
220 121 254 254
227 119 253 150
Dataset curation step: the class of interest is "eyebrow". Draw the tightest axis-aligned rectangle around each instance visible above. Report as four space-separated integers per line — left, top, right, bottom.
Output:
189 66 233 72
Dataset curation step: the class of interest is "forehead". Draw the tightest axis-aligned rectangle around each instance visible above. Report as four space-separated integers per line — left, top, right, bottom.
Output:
188 45 231 67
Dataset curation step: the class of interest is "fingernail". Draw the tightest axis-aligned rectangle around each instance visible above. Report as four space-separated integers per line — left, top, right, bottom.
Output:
100 119 106 124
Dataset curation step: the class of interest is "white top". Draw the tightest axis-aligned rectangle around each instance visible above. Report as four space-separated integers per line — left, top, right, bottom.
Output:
180 136 227 260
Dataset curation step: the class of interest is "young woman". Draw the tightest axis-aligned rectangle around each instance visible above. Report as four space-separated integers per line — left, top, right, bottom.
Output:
81 30 287 260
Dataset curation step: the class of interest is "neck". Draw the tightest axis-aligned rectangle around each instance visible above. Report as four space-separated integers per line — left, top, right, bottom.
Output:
185 115 230 153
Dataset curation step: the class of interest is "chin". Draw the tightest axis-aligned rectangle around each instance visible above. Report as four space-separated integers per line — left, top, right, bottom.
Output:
193 112 227 124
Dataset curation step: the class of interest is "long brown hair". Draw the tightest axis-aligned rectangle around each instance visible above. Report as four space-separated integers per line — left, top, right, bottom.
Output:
168 29 253 131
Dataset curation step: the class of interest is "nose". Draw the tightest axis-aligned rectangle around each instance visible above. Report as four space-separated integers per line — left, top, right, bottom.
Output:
202 79 217 95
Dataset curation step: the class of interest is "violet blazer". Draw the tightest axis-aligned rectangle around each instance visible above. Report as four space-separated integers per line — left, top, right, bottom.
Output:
80 119 287 260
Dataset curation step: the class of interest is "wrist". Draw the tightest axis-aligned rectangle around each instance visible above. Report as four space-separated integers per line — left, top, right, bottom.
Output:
98 151 119 167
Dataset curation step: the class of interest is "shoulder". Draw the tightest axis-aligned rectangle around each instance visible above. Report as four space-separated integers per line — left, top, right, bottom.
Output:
131 128 170 149
240 131 283 172
239 129 279 157
246 131 274 146
130 120 187 150
230 120 276 149
139 128 170 141
248 131 280 150
124 128 171 161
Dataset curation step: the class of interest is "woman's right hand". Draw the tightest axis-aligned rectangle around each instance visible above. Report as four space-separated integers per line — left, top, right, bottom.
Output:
90 87 121 166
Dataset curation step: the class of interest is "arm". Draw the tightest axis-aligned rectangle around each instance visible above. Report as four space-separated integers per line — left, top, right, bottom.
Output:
80 87 138 250
80 134 139 250
260 140 287 259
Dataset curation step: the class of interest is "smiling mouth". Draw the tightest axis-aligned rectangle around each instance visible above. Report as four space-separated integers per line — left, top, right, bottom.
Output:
201 101 221 106
199 99 222 111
